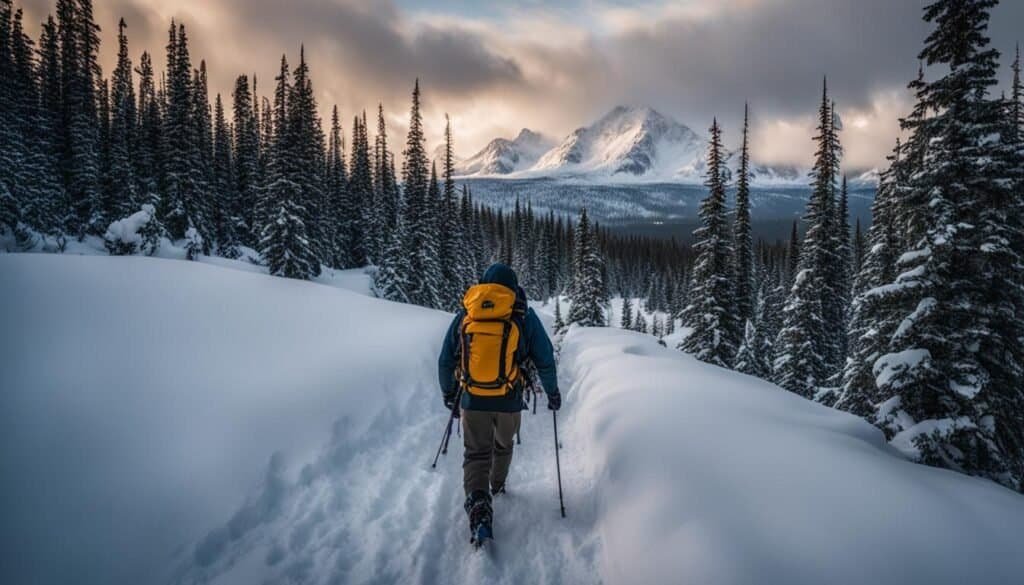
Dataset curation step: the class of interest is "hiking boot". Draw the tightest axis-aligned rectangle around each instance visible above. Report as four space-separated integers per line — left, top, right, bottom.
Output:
464 490 493 536
490 483 506 496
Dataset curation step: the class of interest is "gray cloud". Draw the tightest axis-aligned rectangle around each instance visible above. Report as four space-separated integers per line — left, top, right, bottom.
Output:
16 0 1024 168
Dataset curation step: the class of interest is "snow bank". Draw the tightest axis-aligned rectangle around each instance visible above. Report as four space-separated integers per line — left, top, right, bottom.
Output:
561 326 1024 585
4 254 1023 585
0 254 444 585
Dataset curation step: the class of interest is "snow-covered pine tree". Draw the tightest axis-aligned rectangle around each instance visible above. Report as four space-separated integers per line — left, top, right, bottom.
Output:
773 81 837 397
860 0 1024 489
566 207 606 327
212 93 240 258
552 297 565 334
284 46 324 276
439 114 471 307
161 22 209 246
56 0 102 237
733 103 755 326
852 218 866 281
232 74 260 247
460 185 483 279
370 104 400 263
32 14 66 242
259 54 316 279
1 1 21 239
348 113 371 266
785 219 800 286
735 320 767 379
402 80 443 309
834 141 905 416
679 118 738 368
191 60 214 253
829 174 852 368
5 6 59 245
1008 44 1021 147
374 206 414 303
325 105 354 268
620 295 633 330
633 307 647 334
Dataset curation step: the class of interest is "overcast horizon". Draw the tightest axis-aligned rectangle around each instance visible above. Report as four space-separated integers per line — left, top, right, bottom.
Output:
20 0 1024 170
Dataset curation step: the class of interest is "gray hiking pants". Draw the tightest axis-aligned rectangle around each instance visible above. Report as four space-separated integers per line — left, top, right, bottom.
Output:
461 410 521 496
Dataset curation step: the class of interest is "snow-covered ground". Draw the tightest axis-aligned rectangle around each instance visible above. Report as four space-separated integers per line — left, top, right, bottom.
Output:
2 253 1023 585
561 327 1024 585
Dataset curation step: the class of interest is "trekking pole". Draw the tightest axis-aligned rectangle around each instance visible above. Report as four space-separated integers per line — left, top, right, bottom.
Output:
552 410 566 518
431 386 463 468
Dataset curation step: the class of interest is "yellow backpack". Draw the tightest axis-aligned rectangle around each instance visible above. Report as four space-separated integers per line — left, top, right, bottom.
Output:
458 283 522 397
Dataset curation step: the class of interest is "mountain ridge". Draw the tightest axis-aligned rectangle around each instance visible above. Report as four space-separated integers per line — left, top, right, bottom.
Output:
454 105 879 187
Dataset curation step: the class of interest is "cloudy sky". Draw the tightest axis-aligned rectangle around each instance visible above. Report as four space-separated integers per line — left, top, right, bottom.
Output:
20 0 1024 169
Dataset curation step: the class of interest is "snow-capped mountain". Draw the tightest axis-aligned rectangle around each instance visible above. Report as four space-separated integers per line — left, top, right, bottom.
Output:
456 106 872 187
530 106 706 181
455 128 554 176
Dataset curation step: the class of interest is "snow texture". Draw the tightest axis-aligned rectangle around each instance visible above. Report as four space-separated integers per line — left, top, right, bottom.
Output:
2 254 1023 585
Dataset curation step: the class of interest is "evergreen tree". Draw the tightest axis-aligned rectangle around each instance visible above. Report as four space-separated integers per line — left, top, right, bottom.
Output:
134 51 159 198
33 14 65 241
285 46 324 276
773 81 838 397
439 114 470 306
212 93 240 257
829 174 852 368
56 0 102 236
325 105 354 268
232 74 259 247
567 207 606 327
103 18 136 223
374 206 414 303
369 104 399 263
6 7 59 243
402 79 443 309
855 0 1024 489
620 295 633 330
733 103 755 325
259 54 316 279
1008 44 1021 147
786 219 800 286
348 113 371 265
735 320 766 379
633 307 648 334
852 218 866 279
161 22 209 247
552 297 565 334
680 119 738 368
192 61 213 247
834 141 905 416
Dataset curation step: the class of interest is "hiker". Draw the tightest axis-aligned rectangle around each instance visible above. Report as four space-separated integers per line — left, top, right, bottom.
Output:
437 263 561 544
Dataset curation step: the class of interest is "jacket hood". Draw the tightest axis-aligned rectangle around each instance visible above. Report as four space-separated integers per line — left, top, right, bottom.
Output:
480 263 519 291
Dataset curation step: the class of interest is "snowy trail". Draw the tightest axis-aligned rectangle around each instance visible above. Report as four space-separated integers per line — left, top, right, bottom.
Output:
9 255 1024 585
178 341 603 585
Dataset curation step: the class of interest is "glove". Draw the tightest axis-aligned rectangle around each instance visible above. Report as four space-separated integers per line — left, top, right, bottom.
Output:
444 392 460 417
547 393 562 411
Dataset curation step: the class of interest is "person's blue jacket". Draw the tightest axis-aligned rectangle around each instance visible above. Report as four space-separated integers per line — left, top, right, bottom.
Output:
438 263 559 412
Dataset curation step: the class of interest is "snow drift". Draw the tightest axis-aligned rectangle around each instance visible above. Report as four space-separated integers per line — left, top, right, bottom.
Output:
0 254 445 585
560 326 1024 585
1 254 1022 585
